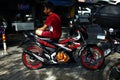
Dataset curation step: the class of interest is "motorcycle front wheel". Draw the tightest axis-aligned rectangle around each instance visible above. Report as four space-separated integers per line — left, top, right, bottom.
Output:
80 45 104 70
22 44 44 69
103 58 120 80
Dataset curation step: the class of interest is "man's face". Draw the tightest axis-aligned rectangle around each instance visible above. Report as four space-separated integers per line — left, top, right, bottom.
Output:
43 7 51 15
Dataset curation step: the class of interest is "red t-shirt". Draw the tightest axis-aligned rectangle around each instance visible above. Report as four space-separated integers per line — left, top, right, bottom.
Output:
45 13 62 40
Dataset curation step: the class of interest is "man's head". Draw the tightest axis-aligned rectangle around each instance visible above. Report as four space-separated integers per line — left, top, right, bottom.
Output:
43 2 54 15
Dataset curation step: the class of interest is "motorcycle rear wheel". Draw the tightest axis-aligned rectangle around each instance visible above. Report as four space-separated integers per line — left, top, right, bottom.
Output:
103 58 120 80
80 45 104 70
22 44 44 69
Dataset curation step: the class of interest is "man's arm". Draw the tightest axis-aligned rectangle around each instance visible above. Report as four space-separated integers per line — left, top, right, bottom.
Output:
37 24 48 31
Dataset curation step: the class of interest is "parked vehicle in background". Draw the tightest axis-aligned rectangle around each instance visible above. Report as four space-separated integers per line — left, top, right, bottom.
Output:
103 58 120 80
97 0 120 5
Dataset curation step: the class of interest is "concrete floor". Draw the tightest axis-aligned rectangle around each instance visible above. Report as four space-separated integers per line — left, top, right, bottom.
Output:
0 26 120 80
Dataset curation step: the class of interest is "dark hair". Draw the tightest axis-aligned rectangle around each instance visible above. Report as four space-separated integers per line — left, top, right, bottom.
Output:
44 2 55 12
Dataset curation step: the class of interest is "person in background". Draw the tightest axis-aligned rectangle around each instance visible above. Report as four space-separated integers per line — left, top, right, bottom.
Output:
35 2 62 42
0 17 7 34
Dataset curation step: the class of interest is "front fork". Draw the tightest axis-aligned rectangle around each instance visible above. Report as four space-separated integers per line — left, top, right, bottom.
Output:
86 46 94 57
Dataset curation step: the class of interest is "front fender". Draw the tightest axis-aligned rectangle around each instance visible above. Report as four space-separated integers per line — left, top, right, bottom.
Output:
78 44 101 56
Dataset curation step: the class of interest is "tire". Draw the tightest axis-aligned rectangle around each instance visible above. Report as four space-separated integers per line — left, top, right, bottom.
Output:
80 45 104 70
103 58 120 80
22 44 44 69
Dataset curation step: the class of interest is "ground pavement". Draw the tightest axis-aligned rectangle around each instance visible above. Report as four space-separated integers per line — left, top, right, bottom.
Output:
0 26 120 80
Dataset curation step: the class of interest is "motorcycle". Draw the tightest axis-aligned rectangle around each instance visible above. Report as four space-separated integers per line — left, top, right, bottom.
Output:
19 24 104 70
103 58 120 80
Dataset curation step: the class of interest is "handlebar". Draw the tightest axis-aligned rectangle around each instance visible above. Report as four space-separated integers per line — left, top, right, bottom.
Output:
72 30 81 41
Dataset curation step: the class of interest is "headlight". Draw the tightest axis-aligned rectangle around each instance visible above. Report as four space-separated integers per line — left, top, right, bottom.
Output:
97 34 106 40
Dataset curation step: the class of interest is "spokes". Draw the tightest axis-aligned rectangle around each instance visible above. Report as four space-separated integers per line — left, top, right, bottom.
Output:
85 48 102 65
26 54 41 65
22 44 44 69
81 46 104 70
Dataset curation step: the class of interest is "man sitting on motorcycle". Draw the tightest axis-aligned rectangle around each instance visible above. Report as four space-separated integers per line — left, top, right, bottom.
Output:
35 1 62 42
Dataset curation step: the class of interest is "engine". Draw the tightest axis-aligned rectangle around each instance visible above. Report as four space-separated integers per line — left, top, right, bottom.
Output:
56 51 70 63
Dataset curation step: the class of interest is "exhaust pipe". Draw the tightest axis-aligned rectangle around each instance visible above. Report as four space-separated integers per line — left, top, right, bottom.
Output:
23 50 46 62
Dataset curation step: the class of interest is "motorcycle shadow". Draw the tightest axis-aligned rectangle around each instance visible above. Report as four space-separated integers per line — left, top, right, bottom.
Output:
43 61 81 69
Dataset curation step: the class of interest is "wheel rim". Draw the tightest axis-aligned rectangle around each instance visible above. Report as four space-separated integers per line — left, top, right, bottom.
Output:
23 45 43 69
81 46 104 69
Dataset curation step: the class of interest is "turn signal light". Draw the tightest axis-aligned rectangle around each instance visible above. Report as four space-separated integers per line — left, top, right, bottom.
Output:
2 34 6 41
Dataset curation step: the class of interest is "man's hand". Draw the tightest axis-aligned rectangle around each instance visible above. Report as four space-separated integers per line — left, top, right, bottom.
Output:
35 24 48 36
